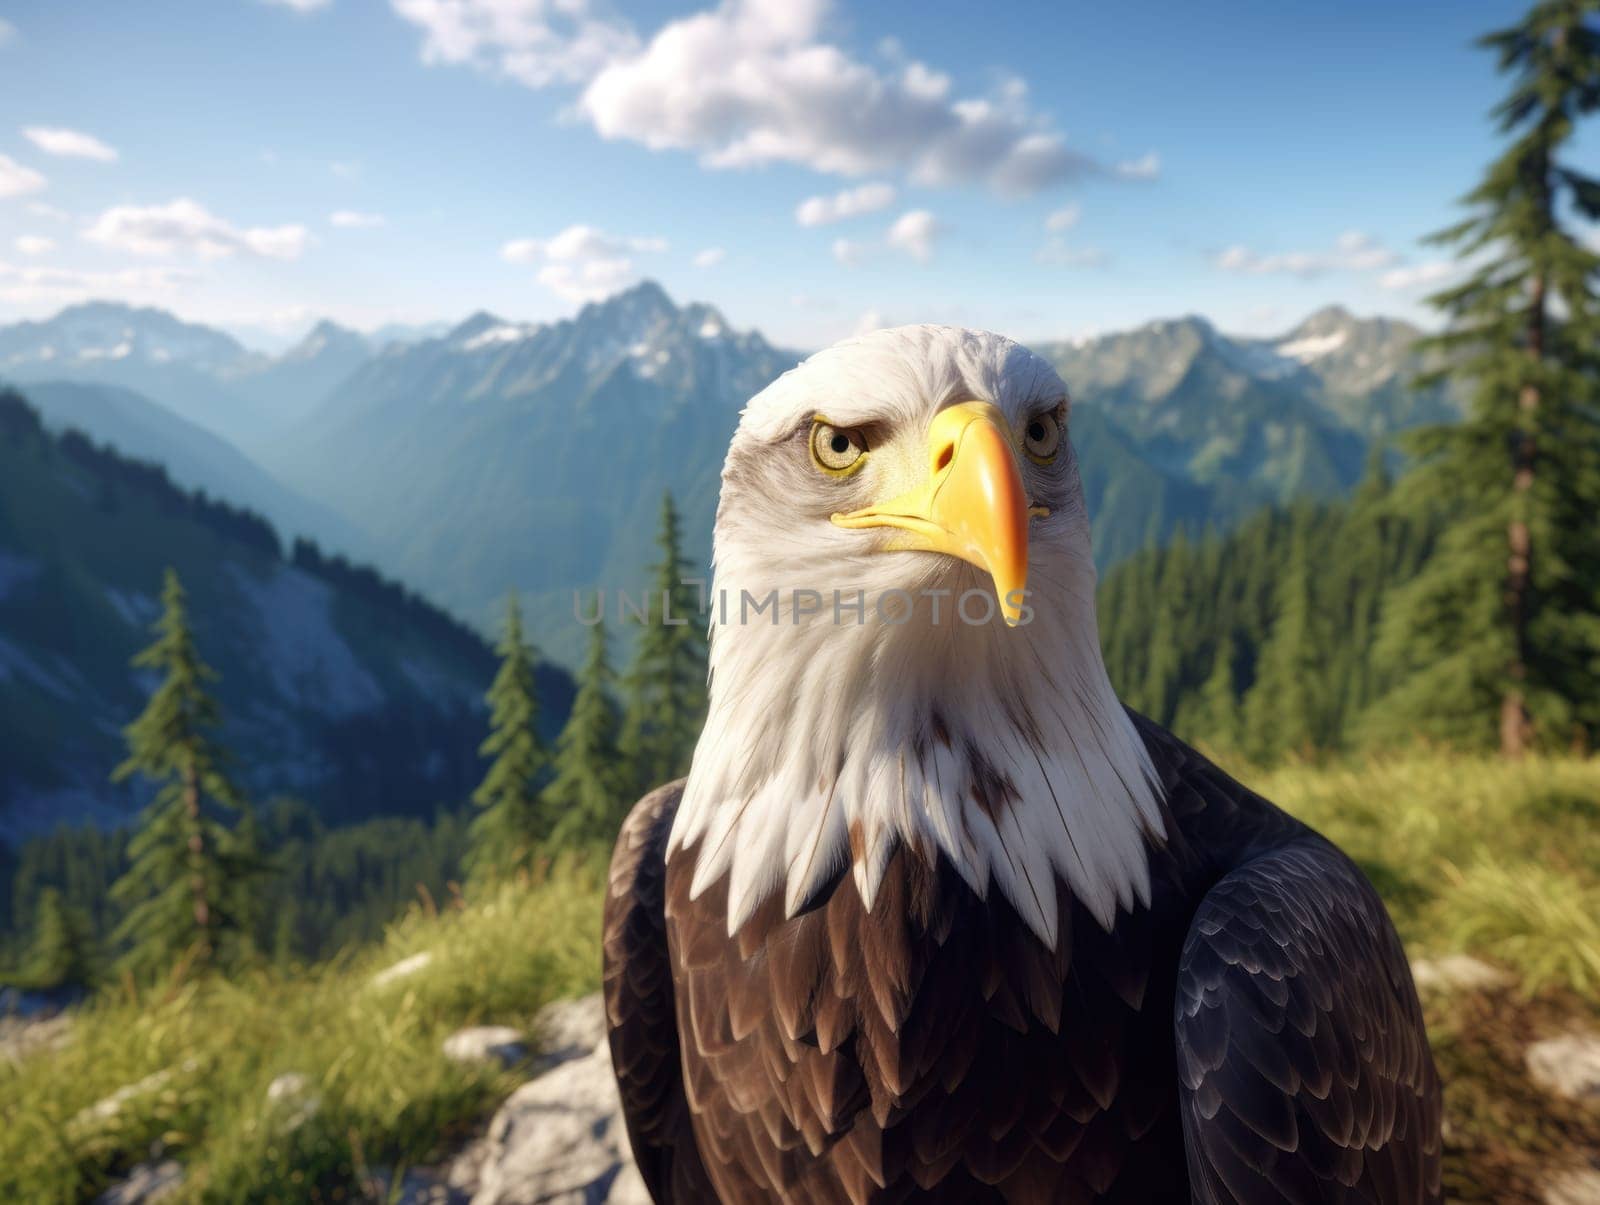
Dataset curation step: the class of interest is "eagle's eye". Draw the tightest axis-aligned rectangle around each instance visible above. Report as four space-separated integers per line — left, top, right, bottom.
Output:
810 419 868 476
1023 410 1062 464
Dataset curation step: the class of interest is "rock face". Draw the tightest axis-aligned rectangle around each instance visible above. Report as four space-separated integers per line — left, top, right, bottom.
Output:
1527 1033 1600 1103
454 1043 649 1205
1410 954 1511 993
432 993 647 1205
443 1026 529 1069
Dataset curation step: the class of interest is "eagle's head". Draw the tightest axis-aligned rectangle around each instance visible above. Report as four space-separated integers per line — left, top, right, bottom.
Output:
670 325 1164 947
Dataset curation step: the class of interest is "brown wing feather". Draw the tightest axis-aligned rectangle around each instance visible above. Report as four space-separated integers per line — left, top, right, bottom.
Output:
602 782 718 1203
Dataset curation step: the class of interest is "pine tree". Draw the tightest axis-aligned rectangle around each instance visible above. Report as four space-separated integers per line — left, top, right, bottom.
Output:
620 493 708 795
1186 634 1243 754
23 888 97 992
1242 516 1326 760
545 621 630 846
1380 1 1600 754
110 569 259 978
467 594 547 879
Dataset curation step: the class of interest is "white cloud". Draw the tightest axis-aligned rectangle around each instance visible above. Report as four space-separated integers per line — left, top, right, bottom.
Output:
0 155 47 199
0 18 15 46
536 258 638 301
84 198 311 260
581 3 1103 197
392 0 639 88
854 308 890 334
692 246 726 268
500 223 667 301
1214 230 1397 277
1036 238 1107 268
795 182 895 227
26 202 70 221
14 235 54 256
1043 204 1081 233
1114 151 1160 180
501 224 665 264
1378 260 1456 291
832 237 867 268
330 209 386 228
22 126 119 162
330 159 361 180
265 0 333 10
396 0 1122 198
885 209 940 262
0 260 194 306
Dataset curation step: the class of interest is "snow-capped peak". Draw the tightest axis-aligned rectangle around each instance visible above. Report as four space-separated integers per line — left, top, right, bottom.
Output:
1275 329 1350 363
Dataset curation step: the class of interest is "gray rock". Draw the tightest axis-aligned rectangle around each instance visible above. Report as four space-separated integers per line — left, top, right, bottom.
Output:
1410 954 1511 993
444 1026 529 1069
370 951 434 989
71 1060 198 1132
461 1042 648 1205
1545 1166 1600 1205
531 993 609 1073
1527 1033 1600 1102
0 1010 74 1065
364 1165 470 1205
266 1071 321 1128
93 1159 183 1204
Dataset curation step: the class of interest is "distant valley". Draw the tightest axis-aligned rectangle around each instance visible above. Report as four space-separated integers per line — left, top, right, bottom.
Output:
0 286 1460 665
0 390 574 844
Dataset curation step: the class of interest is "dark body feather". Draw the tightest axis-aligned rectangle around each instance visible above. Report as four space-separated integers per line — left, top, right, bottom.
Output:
603 715 1442 1203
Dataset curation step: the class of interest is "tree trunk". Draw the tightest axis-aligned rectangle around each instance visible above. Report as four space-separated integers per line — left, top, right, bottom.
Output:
1502 271 1544 758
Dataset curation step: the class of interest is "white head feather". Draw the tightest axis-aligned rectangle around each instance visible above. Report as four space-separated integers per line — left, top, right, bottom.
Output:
667 325 1164 948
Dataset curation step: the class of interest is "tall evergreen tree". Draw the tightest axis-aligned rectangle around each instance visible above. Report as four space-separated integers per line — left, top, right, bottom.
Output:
22 888 97 992
1380 0 1600 754
467 594 547 879
620 492 708 794
545 621 630 846
1182 633 1244 755
1242 517 1327 760
110 569 259 977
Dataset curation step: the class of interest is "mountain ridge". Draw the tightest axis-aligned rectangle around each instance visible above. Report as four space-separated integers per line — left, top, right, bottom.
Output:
0 388 574 844
0 288 1461 662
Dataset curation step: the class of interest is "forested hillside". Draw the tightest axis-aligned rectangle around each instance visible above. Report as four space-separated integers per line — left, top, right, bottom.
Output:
0 389 574 845
1100 454 1448 758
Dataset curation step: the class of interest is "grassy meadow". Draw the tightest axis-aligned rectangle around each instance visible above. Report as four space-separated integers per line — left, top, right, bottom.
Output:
3 754 1597 1203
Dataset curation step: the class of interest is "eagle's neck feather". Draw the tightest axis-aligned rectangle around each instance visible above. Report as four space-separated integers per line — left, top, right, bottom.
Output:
667 547 1166 950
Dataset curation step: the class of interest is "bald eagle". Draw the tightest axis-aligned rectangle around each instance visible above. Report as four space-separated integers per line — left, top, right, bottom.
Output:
604 326 1442 1203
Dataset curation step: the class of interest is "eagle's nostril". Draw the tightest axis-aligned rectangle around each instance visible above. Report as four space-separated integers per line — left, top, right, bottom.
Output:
934 443 954 473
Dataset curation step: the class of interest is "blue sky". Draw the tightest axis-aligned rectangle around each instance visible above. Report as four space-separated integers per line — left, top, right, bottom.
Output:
0 0 1564 349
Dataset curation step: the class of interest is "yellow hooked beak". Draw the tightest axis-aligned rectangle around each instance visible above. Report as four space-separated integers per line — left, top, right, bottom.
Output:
830 401 1044 626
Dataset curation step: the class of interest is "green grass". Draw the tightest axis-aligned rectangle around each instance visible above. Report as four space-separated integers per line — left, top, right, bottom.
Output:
1241 751 1600 1202
5 755 1599 1202
0 860 604 1204
1250 751 1600 994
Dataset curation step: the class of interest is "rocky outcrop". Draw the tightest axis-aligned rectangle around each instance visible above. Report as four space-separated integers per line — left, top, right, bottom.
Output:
443 1026 529 1070
423 993 645 1204
450 1042 649 1205
1410 954 1511 993
1527 1033 1600 1103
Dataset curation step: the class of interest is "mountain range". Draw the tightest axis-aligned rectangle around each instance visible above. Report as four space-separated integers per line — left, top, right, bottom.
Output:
0 288 1460 662
0 390 574 845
